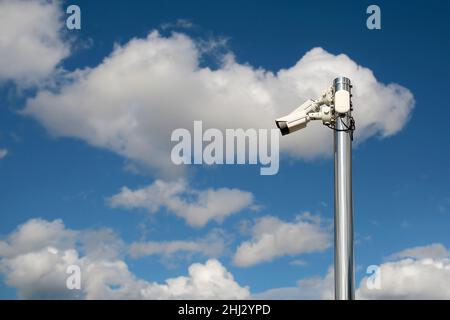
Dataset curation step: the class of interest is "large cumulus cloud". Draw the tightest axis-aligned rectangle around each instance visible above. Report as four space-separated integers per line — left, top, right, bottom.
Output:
23 31 414 176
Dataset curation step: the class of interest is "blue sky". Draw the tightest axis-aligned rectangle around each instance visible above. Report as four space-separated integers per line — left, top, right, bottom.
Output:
0 0 449 299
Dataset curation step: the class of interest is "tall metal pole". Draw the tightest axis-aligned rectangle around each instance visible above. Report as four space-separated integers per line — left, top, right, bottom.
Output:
333 77 355 300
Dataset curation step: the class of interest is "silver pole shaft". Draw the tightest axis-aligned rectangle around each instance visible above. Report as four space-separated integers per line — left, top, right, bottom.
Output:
333 77 355 300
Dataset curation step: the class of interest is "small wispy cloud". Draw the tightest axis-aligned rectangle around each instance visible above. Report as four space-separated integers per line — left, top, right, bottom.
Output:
161 19 194 30
0 148 8 159
387 243 450 260
290 259 307 266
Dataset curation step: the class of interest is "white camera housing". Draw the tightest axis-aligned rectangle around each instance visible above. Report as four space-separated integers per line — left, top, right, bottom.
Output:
275 85 334 135
333 77 352 114
334 89 350 113
275 99 316 135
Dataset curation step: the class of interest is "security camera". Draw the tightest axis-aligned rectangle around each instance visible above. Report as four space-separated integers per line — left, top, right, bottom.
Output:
275 99 317 135
275 86 334 136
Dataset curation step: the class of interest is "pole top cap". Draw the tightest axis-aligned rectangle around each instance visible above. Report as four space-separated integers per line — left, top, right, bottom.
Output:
333 77 351 92
333 77 351 86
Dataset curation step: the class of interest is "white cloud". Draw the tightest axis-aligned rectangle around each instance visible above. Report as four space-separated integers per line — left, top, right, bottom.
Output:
0 0 69 86
161 19 194 30
357 257 450 299
233 213 331 267
23 31 414 176
0 218 249 299
140 259 249 300
290 259 307 266
0 218 76 258
108 179 254 227
0 149 7 159
129 229 227 259
387 243 450 260
356 243 450 299
253 267 334 300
